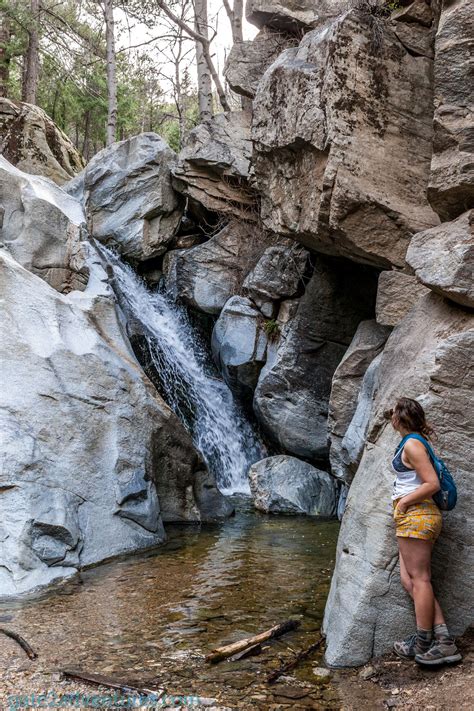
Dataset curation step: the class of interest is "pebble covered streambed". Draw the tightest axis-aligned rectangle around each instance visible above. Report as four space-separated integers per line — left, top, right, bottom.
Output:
1 495 342 709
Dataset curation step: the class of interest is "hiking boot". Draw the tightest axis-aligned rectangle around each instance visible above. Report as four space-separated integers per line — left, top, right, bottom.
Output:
393 633 418 659
415 639 462 666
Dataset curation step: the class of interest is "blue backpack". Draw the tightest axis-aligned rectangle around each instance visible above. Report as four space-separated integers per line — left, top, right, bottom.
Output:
396 433 457 511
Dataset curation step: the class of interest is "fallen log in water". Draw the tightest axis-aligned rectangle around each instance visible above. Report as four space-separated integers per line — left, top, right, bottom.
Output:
61 669 164 698
205 619 300 664
266 635 324 684
0 627 38 660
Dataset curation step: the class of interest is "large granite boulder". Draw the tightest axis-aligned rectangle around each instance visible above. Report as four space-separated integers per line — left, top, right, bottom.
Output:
406 210 474 308
212 296 269 401
0 156 88 293
249 455 338 517
0 245 230 598
375 270 429 327
253 255 378 460
328 320 389 481
172 111 257 220
428 0 474 220
251 9 439 268
64 133 182 262
0 98 84 184
164 220 273 315
246 0 347 31
224 28 297 99
323 292 474 666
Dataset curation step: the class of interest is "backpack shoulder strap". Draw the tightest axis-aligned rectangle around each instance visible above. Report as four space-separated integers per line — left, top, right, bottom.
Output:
402 433 437 464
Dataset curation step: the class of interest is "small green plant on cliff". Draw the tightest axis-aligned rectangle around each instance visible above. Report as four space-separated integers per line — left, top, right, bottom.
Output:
263 319 280 341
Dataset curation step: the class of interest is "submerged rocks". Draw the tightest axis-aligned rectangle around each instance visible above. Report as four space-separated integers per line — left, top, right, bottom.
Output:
253 256 377 460
249 456 338 517
65 133 182 262
323 293 474 666
172 111 257 220
0 98 84 184
428 0 474 220
252 9 438 268
406 210 474 308
0 155 89 293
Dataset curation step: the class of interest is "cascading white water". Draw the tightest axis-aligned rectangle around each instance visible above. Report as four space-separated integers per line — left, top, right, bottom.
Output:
99 245 264 495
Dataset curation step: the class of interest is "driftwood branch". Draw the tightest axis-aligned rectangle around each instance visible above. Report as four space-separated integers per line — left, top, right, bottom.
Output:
206 619 300 664
266 635 324 684
0 628 37 660
61 669 164 697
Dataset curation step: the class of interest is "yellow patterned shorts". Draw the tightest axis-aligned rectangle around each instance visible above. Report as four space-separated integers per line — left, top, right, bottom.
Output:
393 498 442 541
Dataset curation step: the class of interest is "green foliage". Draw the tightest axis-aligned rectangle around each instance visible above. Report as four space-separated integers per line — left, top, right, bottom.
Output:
263 319 280 341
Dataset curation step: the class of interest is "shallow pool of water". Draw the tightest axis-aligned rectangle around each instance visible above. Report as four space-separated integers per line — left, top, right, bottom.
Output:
1 496 340 708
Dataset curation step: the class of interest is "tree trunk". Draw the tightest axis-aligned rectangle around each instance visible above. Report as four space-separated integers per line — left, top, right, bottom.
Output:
104 0 117 145
224 0 252 112
0 12 11 98
194 0 213 122
22 0 40 104
82 109 91 159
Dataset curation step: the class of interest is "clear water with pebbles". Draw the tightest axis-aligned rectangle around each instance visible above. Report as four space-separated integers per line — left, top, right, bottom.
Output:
100 245 264 495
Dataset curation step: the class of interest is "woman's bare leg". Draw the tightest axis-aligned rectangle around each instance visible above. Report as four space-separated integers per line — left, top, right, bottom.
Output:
398 545 445 624
397 537 435 630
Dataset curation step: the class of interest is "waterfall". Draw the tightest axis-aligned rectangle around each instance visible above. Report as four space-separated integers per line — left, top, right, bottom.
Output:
99 245 264 495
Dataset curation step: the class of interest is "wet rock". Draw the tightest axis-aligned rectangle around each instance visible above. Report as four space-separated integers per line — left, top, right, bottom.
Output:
0 97 84 184
164 221 273 315
246 0 347 32
253 256 377 460
375 271 430 327
323 292 474 666
0 155 89 293
249 456 338 516
428 0 474 220
64 133 182 262
329 320 389 480
406 210 474 308
251 9 438 268
172 111 257 220
224 28 296 99
212 296 268 401
0 244 224 597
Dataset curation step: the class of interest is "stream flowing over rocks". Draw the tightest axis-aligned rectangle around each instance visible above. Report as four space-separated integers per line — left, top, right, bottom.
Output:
1 0 473 672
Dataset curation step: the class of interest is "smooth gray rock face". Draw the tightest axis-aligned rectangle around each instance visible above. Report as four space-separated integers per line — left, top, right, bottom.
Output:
331 351 383 484
64 133 182 262
249 456 338 517
0 247 229 598
0 156 89 293
242 240 308 304
375 270 430 327
172 112 256 220
329 320 389 481
253 256 377 460
164 221 273 315
224 28 297 99
0 97 85 185
246 0 347 31
212 296 268 400
251 9 439 268
406 210 474 308
323 293 474 667
428 0 474 220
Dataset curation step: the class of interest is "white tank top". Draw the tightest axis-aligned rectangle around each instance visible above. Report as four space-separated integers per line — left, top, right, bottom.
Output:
391 444 423 500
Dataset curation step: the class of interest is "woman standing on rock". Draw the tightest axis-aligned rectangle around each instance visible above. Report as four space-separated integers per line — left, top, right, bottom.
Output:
388 397 462 666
